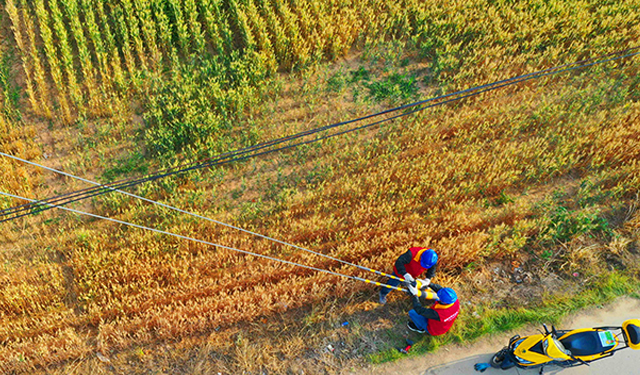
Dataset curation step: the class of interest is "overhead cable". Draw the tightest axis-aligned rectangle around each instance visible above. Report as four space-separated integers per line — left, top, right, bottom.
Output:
0 190 407 292
0 151 407 283
1 46 639 222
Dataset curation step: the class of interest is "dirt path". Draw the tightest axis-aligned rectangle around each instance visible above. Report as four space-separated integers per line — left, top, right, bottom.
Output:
359 297 640 375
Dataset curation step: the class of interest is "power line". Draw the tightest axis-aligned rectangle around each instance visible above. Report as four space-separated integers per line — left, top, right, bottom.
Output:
1 47 638 308
0 151 408 283
3 47 638 220
2 47 639 222
0 190 408 292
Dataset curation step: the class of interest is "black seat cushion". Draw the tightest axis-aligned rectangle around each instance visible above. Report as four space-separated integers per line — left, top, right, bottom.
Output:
560 331 612 357
628 324 640 345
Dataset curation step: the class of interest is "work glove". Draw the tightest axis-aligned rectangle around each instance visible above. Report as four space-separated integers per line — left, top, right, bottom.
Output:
403 273 415 284
407 282 419 296
418 278 431 287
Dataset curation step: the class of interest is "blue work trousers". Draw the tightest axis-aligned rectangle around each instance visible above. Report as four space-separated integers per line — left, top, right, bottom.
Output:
408 309 431 333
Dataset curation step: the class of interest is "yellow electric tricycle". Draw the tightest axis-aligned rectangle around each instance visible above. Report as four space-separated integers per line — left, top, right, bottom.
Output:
474 319 640 374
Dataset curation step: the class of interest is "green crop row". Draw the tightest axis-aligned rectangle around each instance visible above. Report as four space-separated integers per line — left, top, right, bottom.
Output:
3 0 637 155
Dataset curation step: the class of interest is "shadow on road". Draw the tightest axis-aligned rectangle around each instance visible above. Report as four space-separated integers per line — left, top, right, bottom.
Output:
421 353 491 375
421 352 583 375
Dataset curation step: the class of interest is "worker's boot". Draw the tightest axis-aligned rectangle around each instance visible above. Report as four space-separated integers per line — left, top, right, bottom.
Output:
379 290 387 304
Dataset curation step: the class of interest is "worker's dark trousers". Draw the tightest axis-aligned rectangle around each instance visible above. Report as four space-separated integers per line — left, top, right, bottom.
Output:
408 309 431 333
379 275 402 299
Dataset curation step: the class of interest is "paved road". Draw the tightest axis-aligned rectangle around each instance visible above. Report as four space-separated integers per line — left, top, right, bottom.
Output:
366 297 640 375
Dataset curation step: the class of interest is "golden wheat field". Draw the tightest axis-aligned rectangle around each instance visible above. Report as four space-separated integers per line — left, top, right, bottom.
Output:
1 0 640 373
